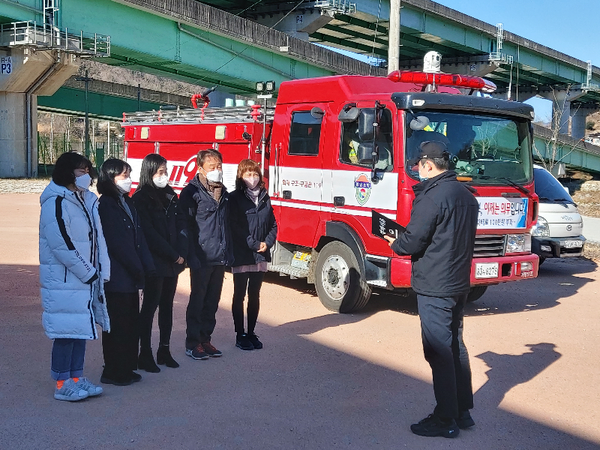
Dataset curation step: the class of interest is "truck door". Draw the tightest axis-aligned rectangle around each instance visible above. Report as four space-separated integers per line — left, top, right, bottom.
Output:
271 104 327 247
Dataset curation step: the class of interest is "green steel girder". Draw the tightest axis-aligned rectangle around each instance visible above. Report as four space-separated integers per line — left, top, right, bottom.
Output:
311 32 387 57
37 86 162 119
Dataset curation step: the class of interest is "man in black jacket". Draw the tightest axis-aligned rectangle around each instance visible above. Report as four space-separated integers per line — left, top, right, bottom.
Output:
385 141 479 438
179 149 233 360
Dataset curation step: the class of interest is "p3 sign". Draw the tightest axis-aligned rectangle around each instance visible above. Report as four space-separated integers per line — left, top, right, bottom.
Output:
1 57 12 75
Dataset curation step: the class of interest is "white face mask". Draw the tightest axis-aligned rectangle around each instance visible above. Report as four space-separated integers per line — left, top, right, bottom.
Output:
243 175 260 190
116 177 132 194
75 173 92 191
153 174 169 189
205 169 223 184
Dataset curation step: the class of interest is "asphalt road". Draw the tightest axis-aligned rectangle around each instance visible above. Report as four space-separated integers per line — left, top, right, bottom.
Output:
1 193 599 449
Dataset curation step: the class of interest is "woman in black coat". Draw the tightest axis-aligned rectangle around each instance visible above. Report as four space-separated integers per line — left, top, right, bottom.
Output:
97 158 155 386
132 154 187 371
229 159 277 351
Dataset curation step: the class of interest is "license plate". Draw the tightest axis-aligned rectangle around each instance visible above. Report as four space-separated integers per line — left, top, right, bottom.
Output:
563 240 583 249
475 262 499 279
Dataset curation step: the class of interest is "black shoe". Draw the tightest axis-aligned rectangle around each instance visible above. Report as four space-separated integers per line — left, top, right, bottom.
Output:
457 410 475 429
138 349 161 373
186 344 209 360
236 334 254 351
201 341 223 357
247 333 263 350
100 373 134 386
157 345 180 368
129 371 142 383
410 414 460 438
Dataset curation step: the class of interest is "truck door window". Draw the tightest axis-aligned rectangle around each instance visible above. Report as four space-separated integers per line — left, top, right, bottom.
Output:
340 108 393 171
288 111 322 156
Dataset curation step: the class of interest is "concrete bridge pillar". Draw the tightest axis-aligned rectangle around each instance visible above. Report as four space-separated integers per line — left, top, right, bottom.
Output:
0 48 78 177
539 88 587 137
571 103 599 140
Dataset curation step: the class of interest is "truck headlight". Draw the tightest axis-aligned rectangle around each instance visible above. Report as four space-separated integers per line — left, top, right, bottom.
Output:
531 216 550 237
506 234 531 254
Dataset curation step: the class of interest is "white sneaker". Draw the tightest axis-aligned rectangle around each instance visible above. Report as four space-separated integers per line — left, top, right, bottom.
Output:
54 378 89 402
75 377 103 397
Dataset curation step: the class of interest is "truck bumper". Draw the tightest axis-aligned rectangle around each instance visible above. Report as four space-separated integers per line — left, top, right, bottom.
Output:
388 254 539 288
532 235 585 259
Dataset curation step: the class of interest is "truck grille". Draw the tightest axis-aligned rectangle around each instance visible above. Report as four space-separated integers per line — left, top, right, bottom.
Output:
474 235 506 258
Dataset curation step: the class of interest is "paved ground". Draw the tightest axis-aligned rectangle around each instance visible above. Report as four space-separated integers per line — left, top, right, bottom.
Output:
1 193 600 449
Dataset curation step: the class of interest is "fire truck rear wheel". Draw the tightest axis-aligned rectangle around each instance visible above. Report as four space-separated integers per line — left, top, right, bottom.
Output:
314 241 372 313
467 286 488 303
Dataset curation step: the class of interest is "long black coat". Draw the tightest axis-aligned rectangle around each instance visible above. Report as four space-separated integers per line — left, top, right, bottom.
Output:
229 187 277 267
132 184 187 277
179 175 233 269
98 193 155 293
391 170 479 296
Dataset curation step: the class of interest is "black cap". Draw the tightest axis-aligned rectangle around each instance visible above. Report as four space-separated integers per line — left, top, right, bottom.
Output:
408 140 449 166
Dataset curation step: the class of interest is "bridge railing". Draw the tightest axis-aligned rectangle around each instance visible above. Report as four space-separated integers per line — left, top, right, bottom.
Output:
0 21 110 57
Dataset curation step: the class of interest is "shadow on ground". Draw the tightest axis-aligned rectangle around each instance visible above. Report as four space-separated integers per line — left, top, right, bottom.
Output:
0 263 597 449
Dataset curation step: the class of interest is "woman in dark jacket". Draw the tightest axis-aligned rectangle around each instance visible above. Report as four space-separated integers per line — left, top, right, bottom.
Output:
229 159 277 351
97 158 155 386
132 154 187 371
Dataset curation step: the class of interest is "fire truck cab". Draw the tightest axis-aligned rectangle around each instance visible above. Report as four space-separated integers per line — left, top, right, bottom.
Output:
123 71 539 313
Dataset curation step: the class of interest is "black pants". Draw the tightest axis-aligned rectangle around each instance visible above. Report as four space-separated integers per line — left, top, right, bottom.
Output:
416 293 473 419
139 275 179 350
102 291 140 380
232 271 264 335
186 265 225 349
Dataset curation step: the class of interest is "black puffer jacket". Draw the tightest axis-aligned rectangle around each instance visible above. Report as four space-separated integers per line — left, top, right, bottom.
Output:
179 175 233 269
98 193 155 293
391 170 479 296
132 184 187 277
230 187 277 267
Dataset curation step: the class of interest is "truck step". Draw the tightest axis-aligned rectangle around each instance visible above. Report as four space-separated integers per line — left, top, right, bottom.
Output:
268 264 309 279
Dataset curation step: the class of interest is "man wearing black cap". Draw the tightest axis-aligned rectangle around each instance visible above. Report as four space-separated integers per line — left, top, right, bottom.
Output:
385 140 480 438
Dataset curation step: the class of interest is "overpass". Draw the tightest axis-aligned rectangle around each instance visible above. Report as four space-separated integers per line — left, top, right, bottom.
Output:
1 0 600 176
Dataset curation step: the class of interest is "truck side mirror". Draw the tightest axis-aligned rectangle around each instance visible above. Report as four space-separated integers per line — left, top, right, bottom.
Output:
357 142 375 165
311 107 325 119
338 105 359 122
358 110 376 141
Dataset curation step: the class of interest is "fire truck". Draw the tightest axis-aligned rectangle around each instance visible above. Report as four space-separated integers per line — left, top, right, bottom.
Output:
122 69 539 313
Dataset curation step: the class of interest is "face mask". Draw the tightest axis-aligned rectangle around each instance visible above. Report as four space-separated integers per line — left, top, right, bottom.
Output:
153 174 169 189
116 177 132 193
75 173 91 191
243 176 260 190
418 176 429 182
205 169 223 184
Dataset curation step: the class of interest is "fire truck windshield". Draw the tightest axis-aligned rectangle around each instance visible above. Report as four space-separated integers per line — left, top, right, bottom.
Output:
405 111 532 185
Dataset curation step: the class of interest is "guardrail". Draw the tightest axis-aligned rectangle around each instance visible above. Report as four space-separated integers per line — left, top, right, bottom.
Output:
0 21 110 57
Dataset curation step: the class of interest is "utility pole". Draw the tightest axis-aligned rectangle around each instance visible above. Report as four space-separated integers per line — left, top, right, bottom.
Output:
388 0 401 74
75 70 92 157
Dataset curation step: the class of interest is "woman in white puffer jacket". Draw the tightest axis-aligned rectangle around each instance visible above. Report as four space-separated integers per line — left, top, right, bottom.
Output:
39 152 110 402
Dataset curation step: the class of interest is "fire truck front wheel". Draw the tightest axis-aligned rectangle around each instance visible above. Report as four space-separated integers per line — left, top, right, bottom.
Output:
315 241 372 313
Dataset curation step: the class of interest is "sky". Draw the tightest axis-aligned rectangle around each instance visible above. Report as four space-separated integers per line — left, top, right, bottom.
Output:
434 0 599 121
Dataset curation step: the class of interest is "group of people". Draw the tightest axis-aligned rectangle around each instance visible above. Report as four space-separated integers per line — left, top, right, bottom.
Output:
39 149 276 402
39 140 479 440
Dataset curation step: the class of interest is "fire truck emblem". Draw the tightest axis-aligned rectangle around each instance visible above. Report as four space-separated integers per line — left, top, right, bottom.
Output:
354 174 372 206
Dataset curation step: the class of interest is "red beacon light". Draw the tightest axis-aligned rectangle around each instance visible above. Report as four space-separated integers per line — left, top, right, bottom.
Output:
388 70 497 94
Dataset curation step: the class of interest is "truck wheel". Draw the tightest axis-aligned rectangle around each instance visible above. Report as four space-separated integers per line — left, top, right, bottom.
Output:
314 241 372 313
467 286 487 303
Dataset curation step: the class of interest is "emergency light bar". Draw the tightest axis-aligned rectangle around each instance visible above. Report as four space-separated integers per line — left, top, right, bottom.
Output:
388 70 497 93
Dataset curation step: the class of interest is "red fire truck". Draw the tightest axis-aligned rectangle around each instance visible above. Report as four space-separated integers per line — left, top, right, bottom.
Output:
122 70 539 313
